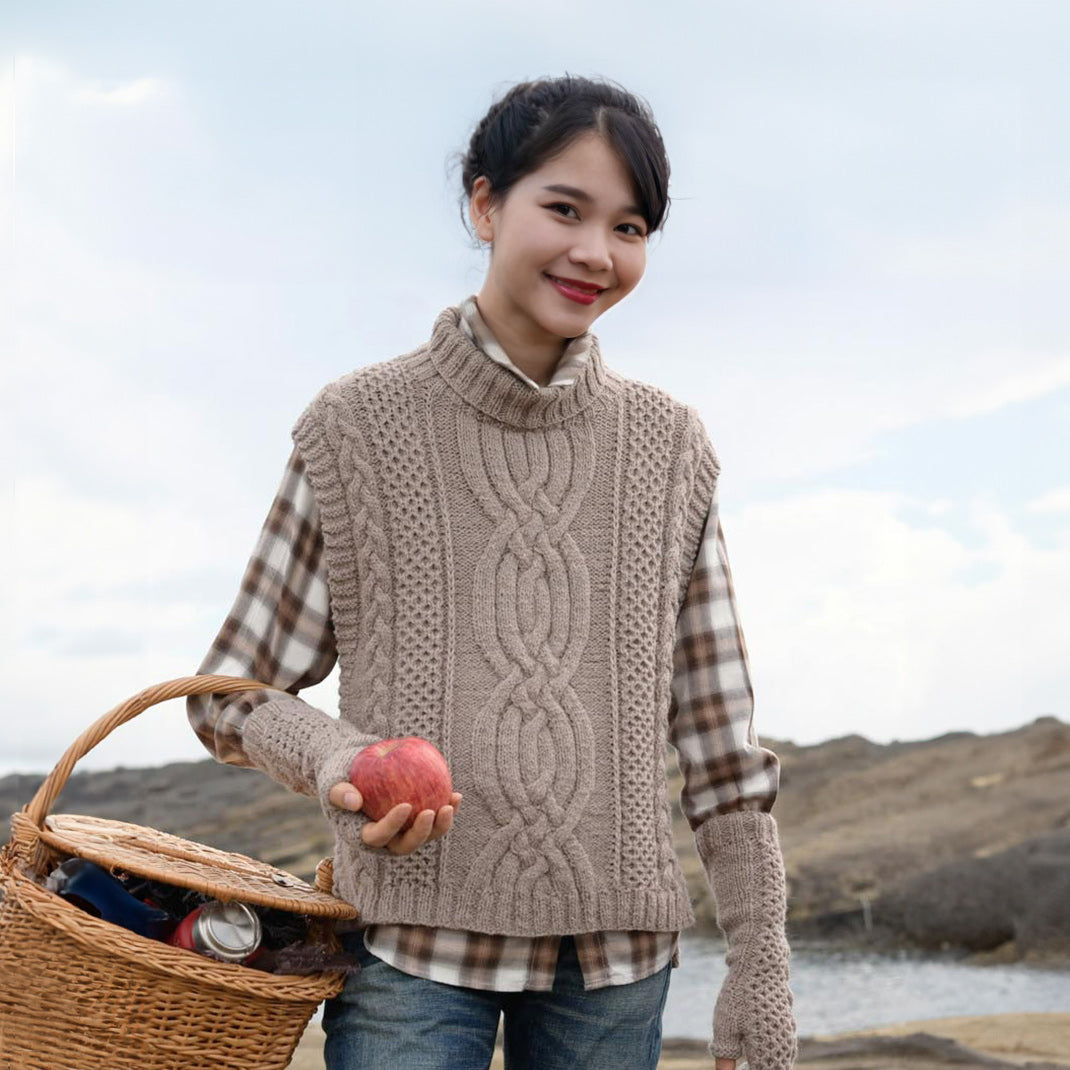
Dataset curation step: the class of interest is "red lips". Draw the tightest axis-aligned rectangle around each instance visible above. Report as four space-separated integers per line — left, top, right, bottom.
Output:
546 274 606 305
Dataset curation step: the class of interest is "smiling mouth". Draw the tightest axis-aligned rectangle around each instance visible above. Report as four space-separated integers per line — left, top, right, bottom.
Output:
546 275 607 305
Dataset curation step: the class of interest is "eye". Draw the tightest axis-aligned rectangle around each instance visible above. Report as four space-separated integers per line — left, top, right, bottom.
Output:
546 202 579 219
616 221 647 238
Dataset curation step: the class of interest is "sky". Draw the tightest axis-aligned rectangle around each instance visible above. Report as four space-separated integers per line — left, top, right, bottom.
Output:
1 1 1067 777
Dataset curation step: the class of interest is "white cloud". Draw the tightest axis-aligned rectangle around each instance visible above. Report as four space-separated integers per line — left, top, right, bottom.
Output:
15 56 177 112
2 468 342 776
723 489 1068 746
3 645 341 777
12 474 219 602
72 76 172 107
1026 487 1070 514
629 334 1066 489
880 204 1070 282
945 354 1070 420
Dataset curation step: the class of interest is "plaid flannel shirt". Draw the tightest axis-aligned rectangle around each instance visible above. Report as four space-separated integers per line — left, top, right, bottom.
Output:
187 297 780 991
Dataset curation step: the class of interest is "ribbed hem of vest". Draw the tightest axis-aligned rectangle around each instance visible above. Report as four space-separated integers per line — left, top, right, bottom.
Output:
426 306 611 429
331 855 698 935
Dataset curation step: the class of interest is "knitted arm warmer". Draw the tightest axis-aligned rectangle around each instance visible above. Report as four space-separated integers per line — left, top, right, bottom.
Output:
695 810 798 1069
241 694 386 852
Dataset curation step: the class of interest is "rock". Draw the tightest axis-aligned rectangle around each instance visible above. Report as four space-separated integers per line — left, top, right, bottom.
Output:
875 831 1070 955
798 1031 1067 1067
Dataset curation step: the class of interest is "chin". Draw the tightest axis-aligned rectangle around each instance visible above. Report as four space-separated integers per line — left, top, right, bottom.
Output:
535 302 601 340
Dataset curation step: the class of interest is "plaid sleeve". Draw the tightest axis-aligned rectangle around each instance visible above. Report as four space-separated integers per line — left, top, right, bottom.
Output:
668 481 780 824
186 446 337 766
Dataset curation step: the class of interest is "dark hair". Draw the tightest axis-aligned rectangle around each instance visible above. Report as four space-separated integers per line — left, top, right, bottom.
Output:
460 75 671 235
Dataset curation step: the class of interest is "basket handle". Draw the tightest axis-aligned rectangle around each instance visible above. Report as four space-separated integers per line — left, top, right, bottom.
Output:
22 674 284 831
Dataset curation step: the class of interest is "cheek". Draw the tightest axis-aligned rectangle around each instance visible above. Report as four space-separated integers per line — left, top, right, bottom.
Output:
494 219 556 282
619 247 647 292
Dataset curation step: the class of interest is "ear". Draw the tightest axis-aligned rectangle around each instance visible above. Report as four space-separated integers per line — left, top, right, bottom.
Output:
469 176 496 243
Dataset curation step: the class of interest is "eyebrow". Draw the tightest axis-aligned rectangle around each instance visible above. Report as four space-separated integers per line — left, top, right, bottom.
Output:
541 183 643 218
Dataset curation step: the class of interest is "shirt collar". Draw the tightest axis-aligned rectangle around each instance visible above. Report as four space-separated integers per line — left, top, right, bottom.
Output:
458 295 592 392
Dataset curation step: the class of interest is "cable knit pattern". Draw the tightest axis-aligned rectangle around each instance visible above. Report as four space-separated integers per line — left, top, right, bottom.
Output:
457 411 601 917
256 305 717 936
288 375 400 877
696 810 798 1068
299 381 394 740
616 389 717 926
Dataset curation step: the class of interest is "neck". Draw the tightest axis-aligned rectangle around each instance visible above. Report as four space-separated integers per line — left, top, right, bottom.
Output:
473 293 567 388
425 306 609 430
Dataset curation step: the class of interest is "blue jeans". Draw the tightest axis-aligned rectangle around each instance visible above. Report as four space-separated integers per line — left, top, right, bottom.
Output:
322 930 673 1070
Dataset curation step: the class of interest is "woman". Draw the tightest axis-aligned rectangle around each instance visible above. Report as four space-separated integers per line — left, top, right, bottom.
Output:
187 74 797 1069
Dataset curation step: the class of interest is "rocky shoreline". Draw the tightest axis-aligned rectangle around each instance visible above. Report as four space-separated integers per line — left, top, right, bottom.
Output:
286 1013 1070 1068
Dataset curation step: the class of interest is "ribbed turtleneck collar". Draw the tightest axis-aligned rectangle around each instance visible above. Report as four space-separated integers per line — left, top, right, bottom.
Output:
426 306 610 430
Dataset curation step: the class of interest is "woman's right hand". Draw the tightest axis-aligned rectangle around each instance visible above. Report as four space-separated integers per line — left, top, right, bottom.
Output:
327 783 462 855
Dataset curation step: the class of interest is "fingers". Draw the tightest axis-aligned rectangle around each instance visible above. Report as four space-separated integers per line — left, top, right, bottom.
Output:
428 793 463 841
329 782 363 811
363 795 463 854
391 793 463 853
389 807 438 854
362 803 415 849
331 785 463 855
714 1059 736 1070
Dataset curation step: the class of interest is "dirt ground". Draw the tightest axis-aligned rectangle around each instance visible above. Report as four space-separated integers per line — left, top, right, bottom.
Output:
287 1012 1070 1068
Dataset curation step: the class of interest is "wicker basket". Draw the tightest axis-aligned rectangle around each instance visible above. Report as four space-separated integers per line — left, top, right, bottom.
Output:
0 674 360 1070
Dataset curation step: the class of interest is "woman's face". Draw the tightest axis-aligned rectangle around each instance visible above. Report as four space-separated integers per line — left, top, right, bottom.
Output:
470 132 649 347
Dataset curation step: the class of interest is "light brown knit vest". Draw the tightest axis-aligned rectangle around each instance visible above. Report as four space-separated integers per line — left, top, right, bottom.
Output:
291 306 719 935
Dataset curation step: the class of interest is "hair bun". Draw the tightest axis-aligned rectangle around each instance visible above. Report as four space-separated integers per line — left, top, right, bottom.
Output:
458 75 670 235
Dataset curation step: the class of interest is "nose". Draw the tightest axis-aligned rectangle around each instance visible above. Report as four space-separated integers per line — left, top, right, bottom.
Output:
568 227 613 273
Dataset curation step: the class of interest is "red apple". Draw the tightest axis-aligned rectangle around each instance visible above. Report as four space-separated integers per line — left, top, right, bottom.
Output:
348 737 453 832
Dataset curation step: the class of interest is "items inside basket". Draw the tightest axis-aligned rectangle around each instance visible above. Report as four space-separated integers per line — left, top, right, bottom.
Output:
36 851 362 977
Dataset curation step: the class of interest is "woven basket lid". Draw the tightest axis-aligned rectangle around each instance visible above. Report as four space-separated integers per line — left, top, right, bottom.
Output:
39 814 359 920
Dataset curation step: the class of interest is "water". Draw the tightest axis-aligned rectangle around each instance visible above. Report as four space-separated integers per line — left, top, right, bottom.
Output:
665 933 1070 1037
313 932 1070 1037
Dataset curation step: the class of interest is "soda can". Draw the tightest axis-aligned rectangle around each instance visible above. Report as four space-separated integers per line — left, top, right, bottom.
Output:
169 899 262 964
